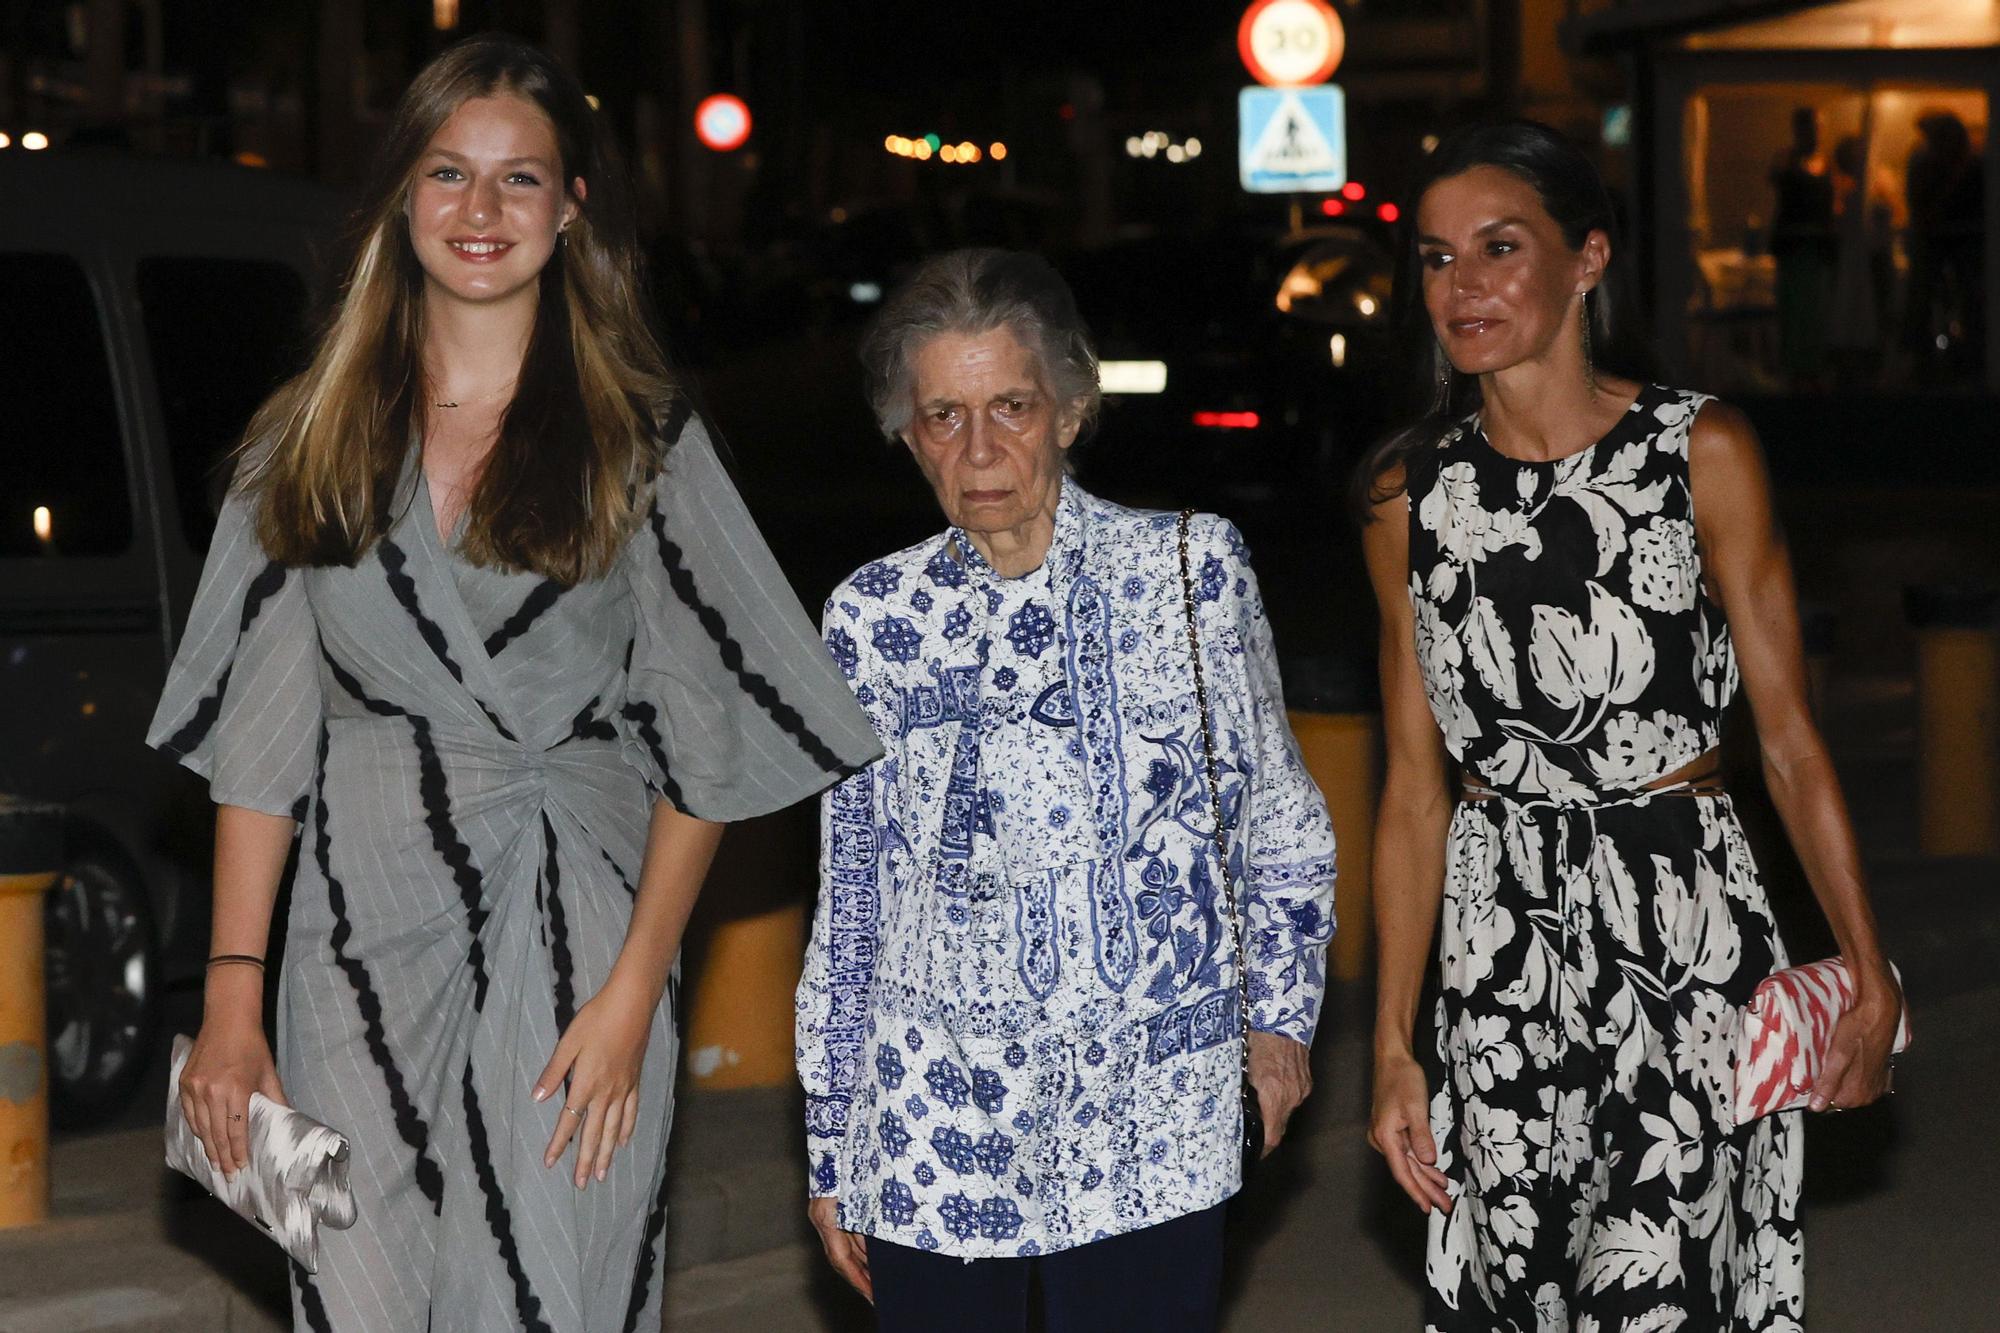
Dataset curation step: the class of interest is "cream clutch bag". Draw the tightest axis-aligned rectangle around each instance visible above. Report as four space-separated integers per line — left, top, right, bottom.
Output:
164 1035 358 1272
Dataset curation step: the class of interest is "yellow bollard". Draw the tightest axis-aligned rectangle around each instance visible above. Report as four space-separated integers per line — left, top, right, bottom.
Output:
1289 709 1383 983
1906 586 1999 857
683 902 808 1089
0 801 62 1230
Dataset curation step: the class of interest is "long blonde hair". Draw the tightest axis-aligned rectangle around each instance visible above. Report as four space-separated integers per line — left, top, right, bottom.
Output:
244 34 673 585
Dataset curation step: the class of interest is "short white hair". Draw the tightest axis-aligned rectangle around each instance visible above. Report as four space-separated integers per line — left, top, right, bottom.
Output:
860 248 1101 440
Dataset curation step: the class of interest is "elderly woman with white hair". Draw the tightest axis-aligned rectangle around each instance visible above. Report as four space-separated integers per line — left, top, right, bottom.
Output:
795 248 1339 1330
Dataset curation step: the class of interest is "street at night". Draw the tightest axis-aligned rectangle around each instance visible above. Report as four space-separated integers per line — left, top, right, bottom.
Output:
2 1 1997 1330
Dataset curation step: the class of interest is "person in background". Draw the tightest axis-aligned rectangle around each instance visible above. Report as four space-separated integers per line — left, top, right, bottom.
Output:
152 35 877 1330
798 248 1338 1331
1828 132 1898 382
1358 120 1902 1331
1905 110 1987 382
1768 106 1836 388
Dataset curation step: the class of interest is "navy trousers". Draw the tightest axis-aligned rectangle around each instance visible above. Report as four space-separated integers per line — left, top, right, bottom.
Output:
865 1203 1228 1332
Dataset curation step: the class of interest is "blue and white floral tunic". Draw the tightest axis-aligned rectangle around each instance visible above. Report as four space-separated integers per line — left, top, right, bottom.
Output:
797 479 1337 1258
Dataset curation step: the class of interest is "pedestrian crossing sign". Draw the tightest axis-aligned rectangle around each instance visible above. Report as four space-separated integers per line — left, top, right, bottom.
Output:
1238 84 1346 194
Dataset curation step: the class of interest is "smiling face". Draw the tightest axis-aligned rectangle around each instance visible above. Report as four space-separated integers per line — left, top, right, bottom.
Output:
902 327 1080 553
406 93 581 310
1416 164 1606 378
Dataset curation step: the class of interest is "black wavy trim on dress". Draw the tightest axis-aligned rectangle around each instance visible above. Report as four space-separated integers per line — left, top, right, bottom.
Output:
566 695 620 743
325 650 494 1014
541 812 577 1036
646 507 846 774
291 1259 335 1333
598 843 637 898
459 1061 552 1333
311 724 445 1213
617 696 688 813
483 579 565 659
157 560 289 759
379 538 517 743
619 1151 676 1333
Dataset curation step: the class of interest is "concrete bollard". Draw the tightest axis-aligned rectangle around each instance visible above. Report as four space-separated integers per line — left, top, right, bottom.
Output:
683 902 807 1089
0 799 62 1229
1285 656 1383 983
1904 585 2000 857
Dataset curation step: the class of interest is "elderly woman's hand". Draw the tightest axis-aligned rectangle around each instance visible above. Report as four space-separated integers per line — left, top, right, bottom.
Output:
1246 1030 1312 1156
808 1196 873 1303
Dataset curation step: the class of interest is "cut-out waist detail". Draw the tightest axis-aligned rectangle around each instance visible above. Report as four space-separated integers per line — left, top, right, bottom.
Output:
1460 749 1725 805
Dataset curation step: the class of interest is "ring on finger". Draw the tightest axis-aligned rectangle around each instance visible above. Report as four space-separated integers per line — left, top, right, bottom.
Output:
565 1105 585 1119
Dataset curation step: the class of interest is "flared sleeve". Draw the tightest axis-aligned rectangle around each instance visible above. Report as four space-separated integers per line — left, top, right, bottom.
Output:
146 483 322 819
618 411 882 822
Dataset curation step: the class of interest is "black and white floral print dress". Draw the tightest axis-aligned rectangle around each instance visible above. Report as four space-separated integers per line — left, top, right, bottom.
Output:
1405 384 1805 1332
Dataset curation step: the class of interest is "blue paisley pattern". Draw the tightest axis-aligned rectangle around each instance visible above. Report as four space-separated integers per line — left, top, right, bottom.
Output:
798 480 1337 1257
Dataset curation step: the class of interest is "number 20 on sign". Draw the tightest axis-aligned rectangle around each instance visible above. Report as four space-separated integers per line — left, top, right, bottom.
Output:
1238 0 1345 88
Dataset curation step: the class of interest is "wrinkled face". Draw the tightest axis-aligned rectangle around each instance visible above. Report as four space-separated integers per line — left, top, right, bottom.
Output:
902 328 1080 538
1416 165 1605 378
406 94 582 308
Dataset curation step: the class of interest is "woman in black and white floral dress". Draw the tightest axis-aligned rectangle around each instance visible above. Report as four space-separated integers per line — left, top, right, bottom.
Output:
1358 121 1904 1331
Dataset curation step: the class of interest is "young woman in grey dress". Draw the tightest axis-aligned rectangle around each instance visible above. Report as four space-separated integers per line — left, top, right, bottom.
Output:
151 36 878 1331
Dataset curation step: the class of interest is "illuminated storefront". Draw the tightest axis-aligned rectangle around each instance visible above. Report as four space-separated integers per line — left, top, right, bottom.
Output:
1573 0 1999 393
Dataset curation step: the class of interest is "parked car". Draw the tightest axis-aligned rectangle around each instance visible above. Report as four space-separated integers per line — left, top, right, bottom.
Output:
0 152 337 1124
1057 222 1402 517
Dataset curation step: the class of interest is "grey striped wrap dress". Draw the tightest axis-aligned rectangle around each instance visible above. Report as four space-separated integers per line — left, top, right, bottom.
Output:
147 407 881 1331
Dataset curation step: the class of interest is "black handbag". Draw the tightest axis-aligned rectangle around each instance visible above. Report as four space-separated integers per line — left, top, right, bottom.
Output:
1176 509 1266 1180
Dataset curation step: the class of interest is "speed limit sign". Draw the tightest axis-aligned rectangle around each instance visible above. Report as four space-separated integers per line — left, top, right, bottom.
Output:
1238 0 1345 88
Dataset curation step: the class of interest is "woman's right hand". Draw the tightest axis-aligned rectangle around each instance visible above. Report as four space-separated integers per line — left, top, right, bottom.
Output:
807 1196 873 1303
1368 1050 1453 1215
177 1019 287 1179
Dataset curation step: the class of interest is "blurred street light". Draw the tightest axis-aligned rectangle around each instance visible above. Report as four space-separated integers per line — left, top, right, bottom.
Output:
433 0 459 31
22 132 49 151
1126 132 1201 163
989 142 1008 160
0 133 10 149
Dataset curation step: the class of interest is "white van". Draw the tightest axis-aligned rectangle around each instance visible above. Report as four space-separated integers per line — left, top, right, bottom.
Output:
0 152 336 1123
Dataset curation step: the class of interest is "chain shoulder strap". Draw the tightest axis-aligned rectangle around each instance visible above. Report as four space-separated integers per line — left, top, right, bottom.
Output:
1176 509 1254 1074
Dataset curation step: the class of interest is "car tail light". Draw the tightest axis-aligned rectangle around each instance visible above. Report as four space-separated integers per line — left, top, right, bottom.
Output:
1193 411 1260 430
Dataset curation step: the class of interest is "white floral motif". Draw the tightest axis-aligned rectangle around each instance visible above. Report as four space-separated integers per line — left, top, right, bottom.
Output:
1671 990 1737 1127
1529 582 1657 715
1634 1091 1705 1191
1460 1097 1530 1191
1590 708 1698 789
1407 390 1800 1328
1549 438 1672 576
1584 1210 1685 1294
1628 516 1697 613
1451 1014 1526 1096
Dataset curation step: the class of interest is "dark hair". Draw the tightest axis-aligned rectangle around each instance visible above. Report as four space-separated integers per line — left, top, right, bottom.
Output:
247 33 674 584
860 248 1101 441
1351 119 1654 521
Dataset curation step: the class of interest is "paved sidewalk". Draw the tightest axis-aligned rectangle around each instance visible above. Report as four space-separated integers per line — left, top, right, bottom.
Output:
689 984 2000 1331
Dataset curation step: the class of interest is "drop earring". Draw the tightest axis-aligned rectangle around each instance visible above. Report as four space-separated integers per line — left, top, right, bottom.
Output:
1580 293 1596 392
1434 341 1451 409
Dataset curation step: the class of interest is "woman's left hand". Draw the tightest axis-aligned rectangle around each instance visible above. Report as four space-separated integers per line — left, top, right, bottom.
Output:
534 977 657 1188
1809 963 1905 1112
1247 1030 1313 1156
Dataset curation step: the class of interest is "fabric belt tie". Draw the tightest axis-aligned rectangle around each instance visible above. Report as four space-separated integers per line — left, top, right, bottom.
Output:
1457 780 1708 1119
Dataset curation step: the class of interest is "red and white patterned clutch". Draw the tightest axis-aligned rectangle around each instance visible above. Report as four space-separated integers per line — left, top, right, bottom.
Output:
1733 957 1910 1126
